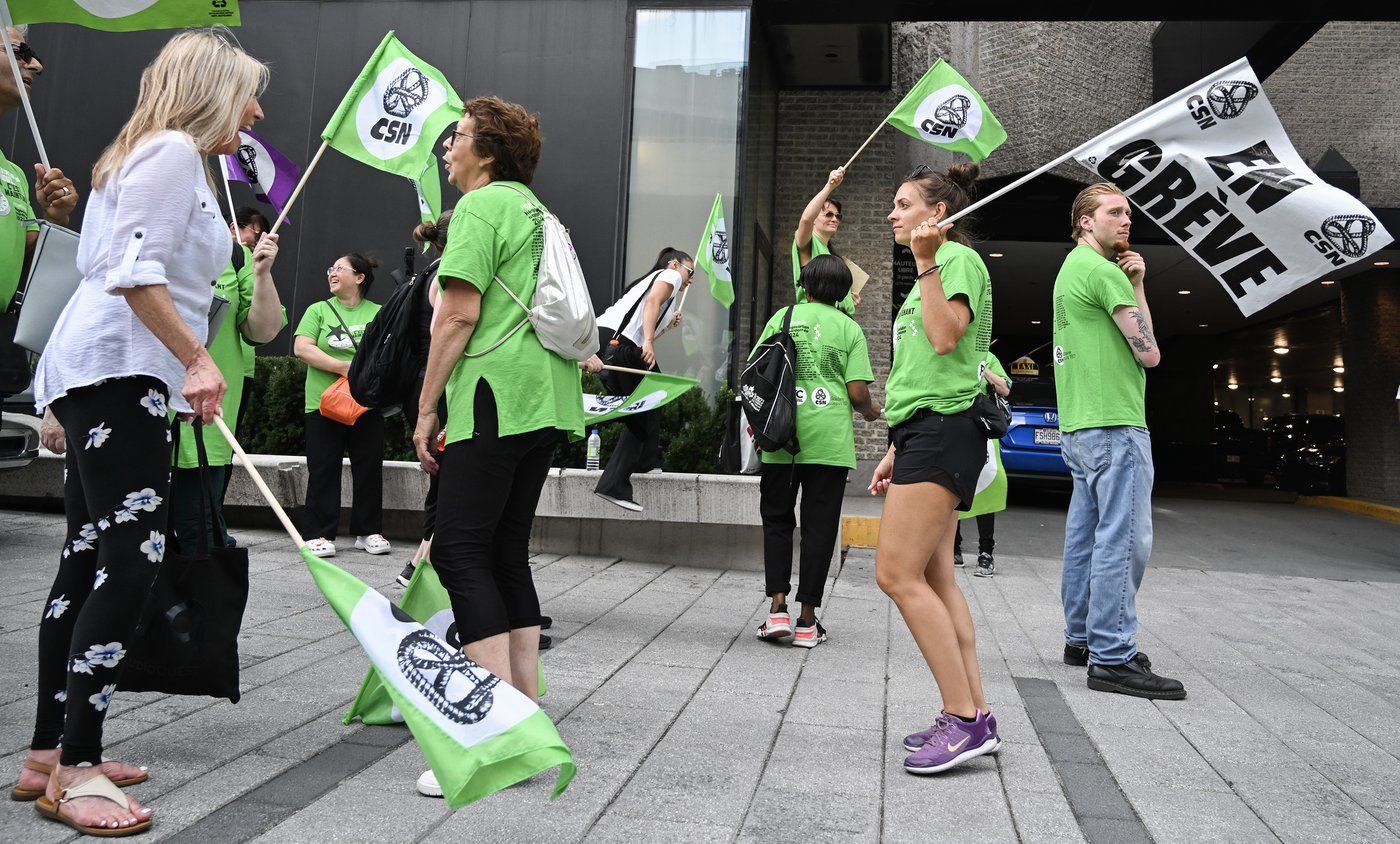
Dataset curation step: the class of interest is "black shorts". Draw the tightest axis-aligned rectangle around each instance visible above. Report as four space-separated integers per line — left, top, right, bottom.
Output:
890 407 988 511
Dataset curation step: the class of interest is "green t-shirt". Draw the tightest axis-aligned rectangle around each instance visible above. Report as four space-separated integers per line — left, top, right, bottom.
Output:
294 296 381 414
176 246 288 466
437 181 584 444
790 234 855 315
884 241 992 425
0 152 40 312
983 351 1009 385
1051 244 1145 432
754 302 873 469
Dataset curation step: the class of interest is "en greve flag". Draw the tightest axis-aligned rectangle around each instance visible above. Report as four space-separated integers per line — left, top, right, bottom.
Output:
584 372 699 425
6 0 239 30
222 129 299 221
886 60 1006 162
302 547 574 808
696 192 734 308
322 31 464 179
1072 57 1392 317
345 560 546 729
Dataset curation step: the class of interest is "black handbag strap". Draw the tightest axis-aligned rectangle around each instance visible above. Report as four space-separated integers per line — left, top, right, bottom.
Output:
325 300 358 352
169 419 226 556
612 269 667 340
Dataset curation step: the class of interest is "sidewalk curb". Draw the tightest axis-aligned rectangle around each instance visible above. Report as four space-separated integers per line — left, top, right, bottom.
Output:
841 515 880 548
1298 495 1400 525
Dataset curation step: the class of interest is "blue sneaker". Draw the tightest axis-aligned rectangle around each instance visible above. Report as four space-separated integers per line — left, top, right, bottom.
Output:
903 711 997 774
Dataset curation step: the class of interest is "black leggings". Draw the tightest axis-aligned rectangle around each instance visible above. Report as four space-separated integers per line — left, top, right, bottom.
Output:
595 340 661 501
303 409 385 540
955 514 996 554
33 376 174 765
431 385 558 644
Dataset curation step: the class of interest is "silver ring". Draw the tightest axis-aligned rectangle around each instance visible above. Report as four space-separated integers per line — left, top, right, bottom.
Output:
59 186 69 196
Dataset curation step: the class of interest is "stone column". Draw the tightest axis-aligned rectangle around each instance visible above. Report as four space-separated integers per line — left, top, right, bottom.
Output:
1339 268 1400 504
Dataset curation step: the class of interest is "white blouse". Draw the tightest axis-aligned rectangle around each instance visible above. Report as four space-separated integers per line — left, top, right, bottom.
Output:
596 267 682 347
36 131 229 414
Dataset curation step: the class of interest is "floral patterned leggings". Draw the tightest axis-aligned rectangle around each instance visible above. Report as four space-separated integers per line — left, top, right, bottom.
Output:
32 376 174 765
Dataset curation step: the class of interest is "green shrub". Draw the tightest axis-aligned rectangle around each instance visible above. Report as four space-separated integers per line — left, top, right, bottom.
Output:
238 356 730 472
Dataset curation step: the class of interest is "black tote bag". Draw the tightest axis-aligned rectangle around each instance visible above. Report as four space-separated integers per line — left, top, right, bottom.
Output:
118 422 249 703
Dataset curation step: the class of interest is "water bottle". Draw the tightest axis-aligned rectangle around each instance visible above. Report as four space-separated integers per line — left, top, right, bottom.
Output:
586 429 602 470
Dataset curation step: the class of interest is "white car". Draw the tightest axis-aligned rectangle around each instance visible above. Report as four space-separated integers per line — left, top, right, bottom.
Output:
0 410 40 470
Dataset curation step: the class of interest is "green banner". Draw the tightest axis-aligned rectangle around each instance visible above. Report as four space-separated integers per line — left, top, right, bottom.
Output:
584 372 699 424
695 192 734 307
321 31 464 179
886 60 1006 162
961 439 1007 519
6 0 240 30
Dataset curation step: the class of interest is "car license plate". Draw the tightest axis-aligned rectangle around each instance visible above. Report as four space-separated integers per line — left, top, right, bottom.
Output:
1034 427 1061 445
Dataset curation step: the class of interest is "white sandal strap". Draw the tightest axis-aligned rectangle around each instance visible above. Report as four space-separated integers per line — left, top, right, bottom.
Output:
57 773 131 810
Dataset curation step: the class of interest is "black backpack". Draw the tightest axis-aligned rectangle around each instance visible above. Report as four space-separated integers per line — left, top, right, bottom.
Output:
739 306 800 455
348 258 438 409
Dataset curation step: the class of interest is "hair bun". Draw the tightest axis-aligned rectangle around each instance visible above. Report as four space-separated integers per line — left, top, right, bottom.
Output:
413 221 438 244
948 162 981 193
364 255 380 269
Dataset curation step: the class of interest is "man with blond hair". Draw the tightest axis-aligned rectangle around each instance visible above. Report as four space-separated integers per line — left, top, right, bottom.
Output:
1052 182 1185 700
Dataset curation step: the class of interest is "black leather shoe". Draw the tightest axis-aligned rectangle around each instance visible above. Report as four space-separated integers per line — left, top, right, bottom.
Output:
1087 658 1185 700
539 633 553 651
1064 645 1151 670
539 615 553 630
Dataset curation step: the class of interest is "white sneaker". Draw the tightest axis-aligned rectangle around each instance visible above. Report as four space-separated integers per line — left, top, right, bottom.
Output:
594 492 643 512
355 534 392 555
416 769 442 797
305 538 336 558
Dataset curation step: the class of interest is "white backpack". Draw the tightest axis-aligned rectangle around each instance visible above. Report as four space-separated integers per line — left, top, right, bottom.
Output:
465 184 599 361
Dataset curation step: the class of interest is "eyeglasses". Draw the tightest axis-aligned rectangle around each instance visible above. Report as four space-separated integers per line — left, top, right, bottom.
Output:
11 42 40 66
907 164 933 179
326 265 353 275
821 210 842 220
445 130 474 149
241 224 265 239
682 265 695 278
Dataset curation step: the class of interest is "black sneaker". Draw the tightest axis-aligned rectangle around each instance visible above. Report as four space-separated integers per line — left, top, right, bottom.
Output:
953 549 965 567
539 633 553 651
539 615 553 630
1064 645 1152 669
1087 658 1185 700
974 552 995 577
395 561 417 588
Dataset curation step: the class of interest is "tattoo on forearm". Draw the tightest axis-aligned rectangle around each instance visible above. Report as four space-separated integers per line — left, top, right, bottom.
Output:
1129 309 1155 353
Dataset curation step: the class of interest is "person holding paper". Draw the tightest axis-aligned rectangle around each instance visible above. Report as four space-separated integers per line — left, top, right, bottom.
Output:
869 162 1000 775
25 30 268 836
792 167 857 313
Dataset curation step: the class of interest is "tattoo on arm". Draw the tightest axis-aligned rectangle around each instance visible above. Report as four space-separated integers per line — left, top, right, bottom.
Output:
1129 309 1156 353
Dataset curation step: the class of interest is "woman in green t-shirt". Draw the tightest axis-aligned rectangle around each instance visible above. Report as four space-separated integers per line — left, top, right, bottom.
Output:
791 167 856 314
870 162 1000 775
293 253 388 560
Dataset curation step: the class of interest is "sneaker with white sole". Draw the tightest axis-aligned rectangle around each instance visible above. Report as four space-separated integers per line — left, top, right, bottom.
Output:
305 538 336 558
756 603 792 641
791 618 827 648
355 534 392 555
594 491 643 512
416 769 442 797
395 560 417 587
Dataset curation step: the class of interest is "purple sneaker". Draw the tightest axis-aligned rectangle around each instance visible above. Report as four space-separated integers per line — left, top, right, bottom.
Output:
903 711 997 774
902 712 952 752
984 709 1001 755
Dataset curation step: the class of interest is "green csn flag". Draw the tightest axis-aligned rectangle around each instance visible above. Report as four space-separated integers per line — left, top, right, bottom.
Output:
584 372 699 425
302 548 573 808
5 0 239 29
322 31 464 179
886 60 1006 162
345 560 547 728
411 157 442 225
695 192 734 308
961 440 1008 519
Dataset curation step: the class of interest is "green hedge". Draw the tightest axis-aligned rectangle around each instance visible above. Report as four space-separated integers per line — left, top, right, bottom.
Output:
237 356 731 472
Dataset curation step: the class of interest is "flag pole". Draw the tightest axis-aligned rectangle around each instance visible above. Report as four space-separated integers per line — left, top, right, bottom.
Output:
267 140 328 236
939 149 1078 229
842 122 887 171
0 6 51 170
601 364 654 377
213 415 307 548
655 285 689 339
218 158 239 243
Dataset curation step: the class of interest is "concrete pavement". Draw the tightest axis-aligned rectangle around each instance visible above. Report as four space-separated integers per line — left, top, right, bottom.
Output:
2 498 1400 842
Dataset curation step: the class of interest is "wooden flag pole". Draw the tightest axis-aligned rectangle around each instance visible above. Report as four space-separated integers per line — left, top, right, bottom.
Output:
213 415 307 548
601 363 653 377
267 140 328 236
655 284 690 339
842 121 887 172
217 159 239 242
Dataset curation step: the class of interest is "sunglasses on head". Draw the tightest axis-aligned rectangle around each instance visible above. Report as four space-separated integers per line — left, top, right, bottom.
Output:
907 163 933 179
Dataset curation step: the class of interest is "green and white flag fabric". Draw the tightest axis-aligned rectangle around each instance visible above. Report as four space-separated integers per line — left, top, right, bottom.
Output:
5 0 239 29
695 192 734 308
411 158 442 225
302 548 574 808
322 31 464 179
886 60 1006 162
346 560 546 728
961 439 1007 519
584 372 699 425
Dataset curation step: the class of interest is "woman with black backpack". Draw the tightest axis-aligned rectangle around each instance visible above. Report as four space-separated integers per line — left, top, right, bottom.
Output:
589 247 694 512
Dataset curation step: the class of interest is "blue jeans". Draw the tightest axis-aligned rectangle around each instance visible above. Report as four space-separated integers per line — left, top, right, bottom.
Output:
1060 426 1154 666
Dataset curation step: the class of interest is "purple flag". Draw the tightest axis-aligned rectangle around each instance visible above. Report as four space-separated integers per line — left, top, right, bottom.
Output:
223 129 300 220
